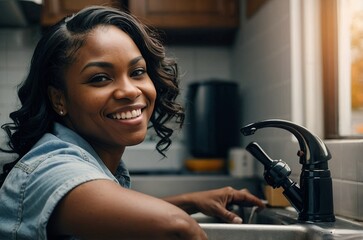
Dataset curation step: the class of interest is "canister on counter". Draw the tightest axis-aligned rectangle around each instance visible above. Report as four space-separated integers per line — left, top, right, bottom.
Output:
228 147 255 177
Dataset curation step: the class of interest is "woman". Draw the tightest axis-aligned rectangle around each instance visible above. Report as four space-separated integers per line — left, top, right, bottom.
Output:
0 6 264 239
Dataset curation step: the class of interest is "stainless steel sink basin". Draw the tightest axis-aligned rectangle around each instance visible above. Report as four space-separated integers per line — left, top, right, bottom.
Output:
200 223 363 240
200 224 326 240
194 207 363 240
193 206 298 225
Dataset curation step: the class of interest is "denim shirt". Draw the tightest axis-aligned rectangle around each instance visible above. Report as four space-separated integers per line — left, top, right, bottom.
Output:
0 123 131 239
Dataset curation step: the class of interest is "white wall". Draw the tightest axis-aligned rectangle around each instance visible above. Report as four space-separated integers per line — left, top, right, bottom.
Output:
233 0 292 124
232 0 295 182
0 28 37 135
0 28 38 165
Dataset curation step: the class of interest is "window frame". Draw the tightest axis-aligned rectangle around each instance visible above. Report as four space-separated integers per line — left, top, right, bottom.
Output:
321 0 340 138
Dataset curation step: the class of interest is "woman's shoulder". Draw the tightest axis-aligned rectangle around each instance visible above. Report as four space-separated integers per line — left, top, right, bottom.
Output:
19 132 88 167
0 132 114 239
18 131 111 179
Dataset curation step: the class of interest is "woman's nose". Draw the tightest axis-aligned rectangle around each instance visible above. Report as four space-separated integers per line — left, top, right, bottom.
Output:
113 78 141 100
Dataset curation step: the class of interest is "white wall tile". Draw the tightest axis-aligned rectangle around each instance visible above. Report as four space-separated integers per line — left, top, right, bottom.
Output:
166 46 232 101
333 179 342 216
327 142 343 180
6 49 33 69
233 0 292 127
358 182 363 220
193 47 232 81
340 181 359 220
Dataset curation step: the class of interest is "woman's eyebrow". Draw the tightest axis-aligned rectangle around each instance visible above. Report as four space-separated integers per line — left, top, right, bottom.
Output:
129 56 144 67
80 61 113 73
80 56 144 73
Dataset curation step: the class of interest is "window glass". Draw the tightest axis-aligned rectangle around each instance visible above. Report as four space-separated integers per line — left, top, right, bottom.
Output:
337 0 363 136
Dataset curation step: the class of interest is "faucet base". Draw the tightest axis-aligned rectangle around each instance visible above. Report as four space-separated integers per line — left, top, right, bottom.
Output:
299 170 335 222
299 213 336 222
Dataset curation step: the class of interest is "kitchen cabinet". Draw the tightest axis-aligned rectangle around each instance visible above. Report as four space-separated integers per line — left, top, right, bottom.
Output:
128 0 239 45
129 0 239 29
40 0 239 44
41 0 123 27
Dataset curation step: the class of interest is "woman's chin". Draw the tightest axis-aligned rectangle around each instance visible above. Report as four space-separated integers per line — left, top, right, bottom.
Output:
126 136 148 146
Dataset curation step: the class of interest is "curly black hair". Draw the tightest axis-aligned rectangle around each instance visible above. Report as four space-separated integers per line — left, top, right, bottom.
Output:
0 6 184 185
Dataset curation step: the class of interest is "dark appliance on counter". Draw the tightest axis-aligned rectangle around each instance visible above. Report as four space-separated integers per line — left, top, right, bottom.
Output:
186 80 240 160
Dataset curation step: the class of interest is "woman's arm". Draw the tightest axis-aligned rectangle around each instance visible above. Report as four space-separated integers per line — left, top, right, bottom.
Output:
48 179 207 240
163 187 265 224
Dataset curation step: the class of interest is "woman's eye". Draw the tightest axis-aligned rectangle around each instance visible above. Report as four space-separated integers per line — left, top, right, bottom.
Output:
131 68 146 78
88 74 111 83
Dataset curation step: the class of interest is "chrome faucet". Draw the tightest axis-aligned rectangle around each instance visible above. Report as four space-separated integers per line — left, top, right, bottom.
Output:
240 119 335 222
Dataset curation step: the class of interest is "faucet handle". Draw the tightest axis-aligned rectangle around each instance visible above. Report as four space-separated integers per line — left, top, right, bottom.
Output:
246 142 303 212
246 142 292 188
245 141 274 167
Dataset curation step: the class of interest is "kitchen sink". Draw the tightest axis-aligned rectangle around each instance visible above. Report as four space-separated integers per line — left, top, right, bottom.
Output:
132 175 363 239
200 223 363 240
200 224 327 240
194 207 363 240
193 206 298 225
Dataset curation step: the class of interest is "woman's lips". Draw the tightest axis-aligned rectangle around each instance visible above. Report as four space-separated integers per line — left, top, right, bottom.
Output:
109 109 142 120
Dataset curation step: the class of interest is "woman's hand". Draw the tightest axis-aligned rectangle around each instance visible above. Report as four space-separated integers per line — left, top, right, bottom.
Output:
164 187 265 224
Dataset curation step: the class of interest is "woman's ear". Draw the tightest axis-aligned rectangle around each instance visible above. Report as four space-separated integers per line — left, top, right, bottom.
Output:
48 86 67 116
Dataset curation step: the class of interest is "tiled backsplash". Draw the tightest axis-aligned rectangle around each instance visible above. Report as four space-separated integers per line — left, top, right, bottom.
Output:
0 28 39 147
328 140 363 221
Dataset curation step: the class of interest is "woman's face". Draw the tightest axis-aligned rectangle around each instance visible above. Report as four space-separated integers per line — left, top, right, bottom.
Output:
57 25 156 155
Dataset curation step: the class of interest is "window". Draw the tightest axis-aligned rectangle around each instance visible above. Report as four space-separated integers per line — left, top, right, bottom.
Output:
322 0 363 138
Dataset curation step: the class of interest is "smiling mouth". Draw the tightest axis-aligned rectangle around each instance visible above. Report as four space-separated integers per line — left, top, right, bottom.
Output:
109 109 142 120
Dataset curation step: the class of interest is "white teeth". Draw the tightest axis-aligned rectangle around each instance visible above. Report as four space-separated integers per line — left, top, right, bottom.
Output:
111 109 142 120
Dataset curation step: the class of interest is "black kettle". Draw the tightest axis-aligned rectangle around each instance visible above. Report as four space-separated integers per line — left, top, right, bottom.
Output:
185 80 240 158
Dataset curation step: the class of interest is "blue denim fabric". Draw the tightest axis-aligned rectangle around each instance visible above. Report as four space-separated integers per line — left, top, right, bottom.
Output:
0 123 131 239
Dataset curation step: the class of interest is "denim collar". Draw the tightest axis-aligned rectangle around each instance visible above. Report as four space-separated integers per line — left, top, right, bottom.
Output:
51 122 131 188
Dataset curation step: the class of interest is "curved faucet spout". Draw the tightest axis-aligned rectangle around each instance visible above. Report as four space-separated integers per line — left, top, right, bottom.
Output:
241 119 331 166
